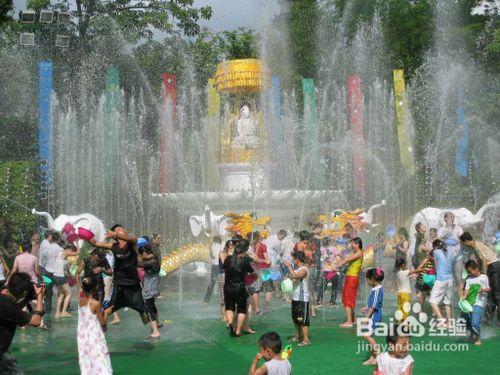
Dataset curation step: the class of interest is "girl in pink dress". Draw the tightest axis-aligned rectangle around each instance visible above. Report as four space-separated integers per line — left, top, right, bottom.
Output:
77 277 113 375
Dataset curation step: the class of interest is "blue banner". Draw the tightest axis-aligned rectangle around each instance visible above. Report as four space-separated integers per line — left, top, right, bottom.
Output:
39 61 53 190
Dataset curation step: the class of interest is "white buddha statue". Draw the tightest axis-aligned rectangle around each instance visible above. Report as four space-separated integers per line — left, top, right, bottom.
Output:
231 104 259 148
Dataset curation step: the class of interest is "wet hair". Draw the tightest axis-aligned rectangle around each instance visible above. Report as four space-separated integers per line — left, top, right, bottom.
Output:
387 324 410 345
223 240 232 251
415 222 424 233
64 243 76 251
7 272 35 301
395 257 406 271
258 332 282 354
459 232 473 242
293 250 307 264
213 236 222 244
345 223 353 230
366 268 385 282
432 239 445 252
152 233 160 240
465 259 479 270
322 236 332 246
21 242 32 253
81 277 98 295
231 234 243 243
44 231 53 239
352 237 363 249
249 231 260 242
234 239 250 255
110 224 123 231
397 227 409 241
299 230 311 241
443 212 454 220
277 229 287 237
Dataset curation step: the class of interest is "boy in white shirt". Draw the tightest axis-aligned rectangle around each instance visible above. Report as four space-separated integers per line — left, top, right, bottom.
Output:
461 260 491 345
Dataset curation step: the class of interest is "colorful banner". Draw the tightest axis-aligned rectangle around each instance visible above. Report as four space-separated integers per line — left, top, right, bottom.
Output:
269 76 283 189
206 78 220 190
39 61 53 207
455 89 468 178
393 70 415 175
302 78 320 188
347 75 367 195
159 74 176 193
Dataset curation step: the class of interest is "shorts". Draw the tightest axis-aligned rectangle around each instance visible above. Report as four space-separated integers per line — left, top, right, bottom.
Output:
342 275 359 309
415 281 431 292
292 300 310 326
218 273 225 305
261 280 273 293
247 278 261 295
224 285 248 314
0 280 6 290
52 276 67 285
397 292 411 320
110 284 147 317
429 279 453 305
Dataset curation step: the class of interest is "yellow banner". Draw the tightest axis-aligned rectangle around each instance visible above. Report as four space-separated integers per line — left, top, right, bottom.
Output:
393 70 415 175
207 78 220 190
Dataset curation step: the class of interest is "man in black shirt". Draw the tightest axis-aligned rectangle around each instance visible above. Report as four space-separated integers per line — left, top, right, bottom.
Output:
0 272 45 374
88 224 149 325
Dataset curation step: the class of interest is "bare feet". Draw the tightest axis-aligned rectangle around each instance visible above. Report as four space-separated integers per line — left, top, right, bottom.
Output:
54 313 61 318
110 319 121 325
297 341 311 347
475 340 482 346
339 322 354 328
61 313 72 318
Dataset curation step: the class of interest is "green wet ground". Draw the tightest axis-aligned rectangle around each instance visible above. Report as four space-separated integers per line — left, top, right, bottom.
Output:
11 290 500 374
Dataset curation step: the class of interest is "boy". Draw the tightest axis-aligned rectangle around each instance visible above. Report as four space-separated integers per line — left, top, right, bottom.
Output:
374 327 414 375
249 332 291 375
284 251 311 346
461 260 490 345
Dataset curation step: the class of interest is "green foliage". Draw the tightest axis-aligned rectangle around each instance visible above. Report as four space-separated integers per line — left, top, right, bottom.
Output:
290 0 318 79
219 28 258 60
0 161 38 241
0 0 13 26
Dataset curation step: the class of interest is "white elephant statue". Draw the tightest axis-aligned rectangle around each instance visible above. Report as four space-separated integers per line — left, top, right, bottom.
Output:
32 209 106 244
408 201 500 254
188 206 229 238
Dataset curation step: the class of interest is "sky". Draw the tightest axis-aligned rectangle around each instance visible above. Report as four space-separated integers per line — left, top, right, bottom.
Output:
13 0 283 32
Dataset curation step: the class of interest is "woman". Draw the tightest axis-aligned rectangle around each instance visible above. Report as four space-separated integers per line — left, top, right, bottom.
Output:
0 252 10 290
412 223 430 269
223 239 256 337
395 228 410 261
139 241 162 340
53 244 78 318
218 240 234 323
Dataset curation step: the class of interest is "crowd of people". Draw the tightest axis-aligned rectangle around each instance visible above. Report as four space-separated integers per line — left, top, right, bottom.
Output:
1 210 499 375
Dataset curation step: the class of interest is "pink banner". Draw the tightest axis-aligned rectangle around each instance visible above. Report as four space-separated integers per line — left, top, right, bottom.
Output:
347 75 366 195
159 74 176 193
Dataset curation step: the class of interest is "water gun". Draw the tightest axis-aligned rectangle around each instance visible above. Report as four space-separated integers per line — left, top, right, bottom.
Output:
280 344 292 360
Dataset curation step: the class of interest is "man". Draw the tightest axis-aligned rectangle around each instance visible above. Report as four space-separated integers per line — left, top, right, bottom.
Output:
150 234 164 299
0 272 45 373
263 230 287 297
204 236 223 303
460 232 500 326
39 231 62 313
337 237 363 328
89 225 149 326
438 212 464 293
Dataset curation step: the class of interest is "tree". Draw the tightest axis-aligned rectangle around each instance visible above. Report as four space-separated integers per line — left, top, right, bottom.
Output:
0 0 13 26
289 0 318 79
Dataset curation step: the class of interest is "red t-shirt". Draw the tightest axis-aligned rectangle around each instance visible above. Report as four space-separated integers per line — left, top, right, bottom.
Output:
254 242 270 270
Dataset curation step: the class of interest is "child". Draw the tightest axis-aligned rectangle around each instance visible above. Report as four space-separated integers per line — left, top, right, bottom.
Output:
461 260 491 345
428 239 453 327
374 327 414 375
77 277 112 375
394 258 422 321
320 237 342 307
284 250 311 346
361 268 385 366
249 332 292 375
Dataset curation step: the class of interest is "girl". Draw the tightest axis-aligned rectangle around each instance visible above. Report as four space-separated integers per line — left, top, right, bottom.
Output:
78 277 112 375
284 250 311 346
53 244 78 318
395 228 410 260
414 252 436 306
218 240 234 323
320 237 342 307
361 268 384 366
428 239 453 327
394 258 422 321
